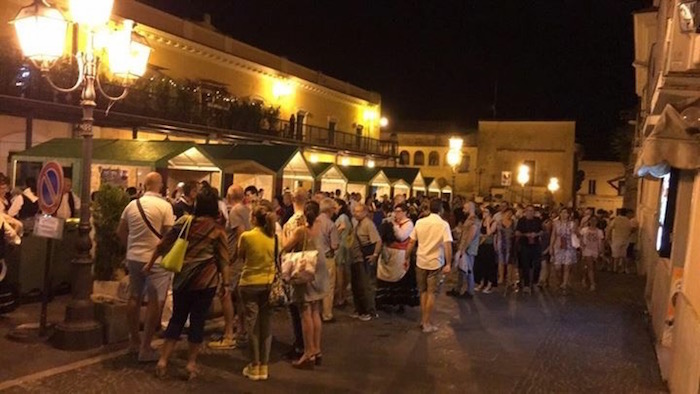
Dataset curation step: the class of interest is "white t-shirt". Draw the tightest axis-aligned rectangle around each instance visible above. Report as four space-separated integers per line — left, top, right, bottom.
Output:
121 192 175 263
410 213 453 270
581 226 604 257
55 191 81 220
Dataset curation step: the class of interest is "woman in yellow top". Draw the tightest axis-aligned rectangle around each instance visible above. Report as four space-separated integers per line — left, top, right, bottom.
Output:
237 201 276 381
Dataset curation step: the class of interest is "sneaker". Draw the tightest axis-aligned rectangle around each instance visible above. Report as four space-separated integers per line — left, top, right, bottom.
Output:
358 314 372 322
422 324 438 333
349 312 360 319
242 364 260 381
258 365 269 381
208 337 237 350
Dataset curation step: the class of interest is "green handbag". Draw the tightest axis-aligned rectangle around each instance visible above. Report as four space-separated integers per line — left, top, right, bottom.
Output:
162 216 194 273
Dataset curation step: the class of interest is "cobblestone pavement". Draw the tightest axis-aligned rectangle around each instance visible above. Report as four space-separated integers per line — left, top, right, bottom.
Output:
1 272 666 394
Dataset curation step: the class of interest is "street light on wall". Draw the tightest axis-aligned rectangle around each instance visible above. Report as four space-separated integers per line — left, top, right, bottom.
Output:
379 116 389 128
547 177 560 193
12 0 151 350
366 158 375 169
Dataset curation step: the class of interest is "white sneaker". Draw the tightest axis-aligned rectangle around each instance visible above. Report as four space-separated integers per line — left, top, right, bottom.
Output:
422 324 438 333
358 314 372 322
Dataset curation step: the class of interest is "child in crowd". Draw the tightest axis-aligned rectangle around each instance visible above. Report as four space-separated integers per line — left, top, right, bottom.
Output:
580 216 605 291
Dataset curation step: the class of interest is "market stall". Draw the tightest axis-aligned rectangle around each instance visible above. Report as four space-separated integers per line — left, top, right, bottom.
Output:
200 144 314 197
338 166 390 200
309 162 348 194
426 177 442 197
380 167 426 197
11 138 222 195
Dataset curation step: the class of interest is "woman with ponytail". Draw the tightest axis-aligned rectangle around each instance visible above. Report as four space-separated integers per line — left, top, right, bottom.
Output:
237 201 277 381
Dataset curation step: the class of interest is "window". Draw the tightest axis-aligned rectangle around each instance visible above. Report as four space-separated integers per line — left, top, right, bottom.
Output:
428 151 440 166
414 151 425 166
657 169 679 258
458 155 470 173
399 151 410 165
588 180 597 195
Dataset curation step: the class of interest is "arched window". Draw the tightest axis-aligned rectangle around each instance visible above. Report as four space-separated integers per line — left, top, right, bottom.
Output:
399 150 410 165
414 151 425 166
428 151 440 166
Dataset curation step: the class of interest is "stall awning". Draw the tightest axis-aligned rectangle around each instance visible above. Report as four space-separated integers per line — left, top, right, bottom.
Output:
12 138 219 170
339 166 381 184
380 167 425 189
199 144 298 174
635 105 700 178
392 179 411 189
309 163 347 182
427 178 442 193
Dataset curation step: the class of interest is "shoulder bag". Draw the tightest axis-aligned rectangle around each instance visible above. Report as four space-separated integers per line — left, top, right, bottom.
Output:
269 234 291 307
281 230 318 285
136 198 162 239
161 215 193 273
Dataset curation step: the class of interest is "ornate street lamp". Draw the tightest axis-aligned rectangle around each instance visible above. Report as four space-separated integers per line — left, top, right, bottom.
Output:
447 137 463 203
12 0 151 350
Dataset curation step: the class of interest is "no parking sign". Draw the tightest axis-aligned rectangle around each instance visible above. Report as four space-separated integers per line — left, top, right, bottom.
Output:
37 162 64 215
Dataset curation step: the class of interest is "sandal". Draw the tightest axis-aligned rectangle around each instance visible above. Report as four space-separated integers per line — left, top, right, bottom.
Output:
185 366 200 381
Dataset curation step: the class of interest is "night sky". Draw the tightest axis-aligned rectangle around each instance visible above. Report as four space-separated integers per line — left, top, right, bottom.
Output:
140 0 650 160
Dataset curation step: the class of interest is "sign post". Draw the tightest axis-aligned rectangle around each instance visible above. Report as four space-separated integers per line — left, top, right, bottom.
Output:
36 162 64 337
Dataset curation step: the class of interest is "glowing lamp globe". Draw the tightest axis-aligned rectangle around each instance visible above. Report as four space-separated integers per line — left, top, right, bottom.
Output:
70 0 113 27
366 159 376 169
447 150 461 167
13 0 68 66
449 137 463 151
379 117 389 128
548 177 560 193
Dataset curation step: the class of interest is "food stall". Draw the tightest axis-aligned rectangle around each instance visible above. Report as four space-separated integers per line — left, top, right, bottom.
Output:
426 177 442 197
338 166 391 200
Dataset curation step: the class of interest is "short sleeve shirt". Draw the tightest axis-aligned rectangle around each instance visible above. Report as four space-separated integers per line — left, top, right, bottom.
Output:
581 226 604 257
515 217 543 248
410 213 454 270
227 203 252 256
121 192 175 263
351 217 381 263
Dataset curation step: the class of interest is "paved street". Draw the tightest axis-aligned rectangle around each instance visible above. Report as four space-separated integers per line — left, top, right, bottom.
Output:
0 272 666 394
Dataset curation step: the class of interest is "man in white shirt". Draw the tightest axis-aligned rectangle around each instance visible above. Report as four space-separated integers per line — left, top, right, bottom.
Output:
55 177 80 220
117 172 174 362
8 178 39 232
406 199 453 333
607 208 635 274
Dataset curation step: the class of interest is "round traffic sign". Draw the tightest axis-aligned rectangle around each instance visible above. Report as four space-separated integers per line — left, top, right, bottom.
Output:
37 162 64 215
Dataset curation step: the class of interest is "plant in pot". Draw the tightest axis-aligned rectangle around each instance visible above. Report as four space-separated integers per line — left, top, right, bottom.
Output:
92 183 131 344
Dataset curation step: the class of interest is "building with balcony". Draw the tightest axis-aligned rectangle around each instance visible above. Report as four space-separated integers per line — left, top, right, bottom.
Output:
576 161 625 213
0 0 397 194
632 1 700 392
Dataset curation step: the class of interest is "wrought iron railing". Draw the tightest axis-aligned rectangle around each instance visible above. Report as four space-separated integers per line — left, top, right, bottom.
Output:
0 55 397 157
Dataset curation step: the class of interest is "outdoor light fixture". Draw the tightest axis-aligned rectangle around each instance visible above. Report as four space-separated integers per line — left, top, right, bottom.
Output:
309 154 319 164
517 164 530 186
679 1 700 33
449 137 463 151
363 109 377 121
366 158 376 168
272 79 293 98
12 0 68 67
341 157 350 166
12 0 151 350
681 105 700 134
548 177 560 193
446 150 461 167
379 116 389 128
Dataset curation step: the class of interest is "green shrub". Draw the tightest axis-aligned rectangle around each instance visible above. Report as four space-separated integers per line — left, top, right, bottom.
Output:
93 184 130 281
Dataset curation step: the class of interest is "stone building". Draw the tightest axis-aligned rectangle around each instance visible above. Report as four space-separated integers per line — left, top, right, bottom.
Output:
577 161 625 213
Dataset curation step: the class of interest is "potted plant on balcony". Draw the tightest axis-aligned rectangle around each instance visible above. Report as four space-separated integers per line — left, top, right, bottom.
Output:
91 183 130 344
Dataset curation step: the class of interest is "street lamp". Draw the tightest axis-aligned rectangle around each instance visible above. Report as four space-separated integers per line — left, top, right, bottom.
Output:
12 0 151 350
517 164 530 203
447 137 463 203
547 177 560 193
379 116 389 128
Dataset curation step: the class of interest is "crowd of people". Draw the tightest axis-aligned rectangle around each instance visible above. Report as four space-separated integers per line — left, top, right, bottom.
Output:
111 173 640 381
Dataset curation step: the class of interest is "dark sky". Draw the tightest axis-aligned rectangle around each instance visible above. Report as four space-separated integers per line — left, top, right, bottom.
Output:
140 0 650 160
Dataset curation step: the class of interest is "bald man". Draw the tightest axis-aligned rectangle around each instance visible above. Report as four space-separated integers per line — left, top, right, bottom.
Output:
209 184 252 350
117 172 174 362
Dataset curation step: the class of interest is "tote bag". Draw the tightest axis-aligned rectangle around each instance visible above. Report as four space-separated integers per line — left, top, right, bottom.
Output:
162 216 193 273
281 231 318 285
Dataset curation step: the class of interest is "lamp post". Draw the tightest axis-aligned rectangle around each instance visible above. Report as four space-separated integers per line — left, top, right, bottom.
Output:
12 0 151 350
547 177 560 206
447 137 463 204
517 164 530 204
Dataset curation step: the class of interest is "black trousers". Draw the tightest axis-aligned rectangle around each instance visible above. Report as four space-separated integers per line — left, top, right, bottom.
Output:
289 304 303 351
518 246 542 288
164 287 216 344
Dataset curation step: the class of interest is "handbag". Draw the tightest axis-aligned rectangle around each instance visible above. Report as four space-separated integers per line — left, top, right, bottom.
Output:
281 230 318 285
269 235 291 307
161 215 193 273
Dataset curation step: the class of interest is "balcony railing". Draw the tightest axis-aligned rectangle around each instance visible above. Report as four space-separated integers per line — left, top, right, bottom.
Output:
0 56 397 157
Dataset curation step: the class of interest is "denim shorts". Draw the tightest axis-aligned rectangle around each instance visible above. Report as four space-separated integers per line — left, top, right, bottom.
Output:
128 260 172 303
416 267 443 295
